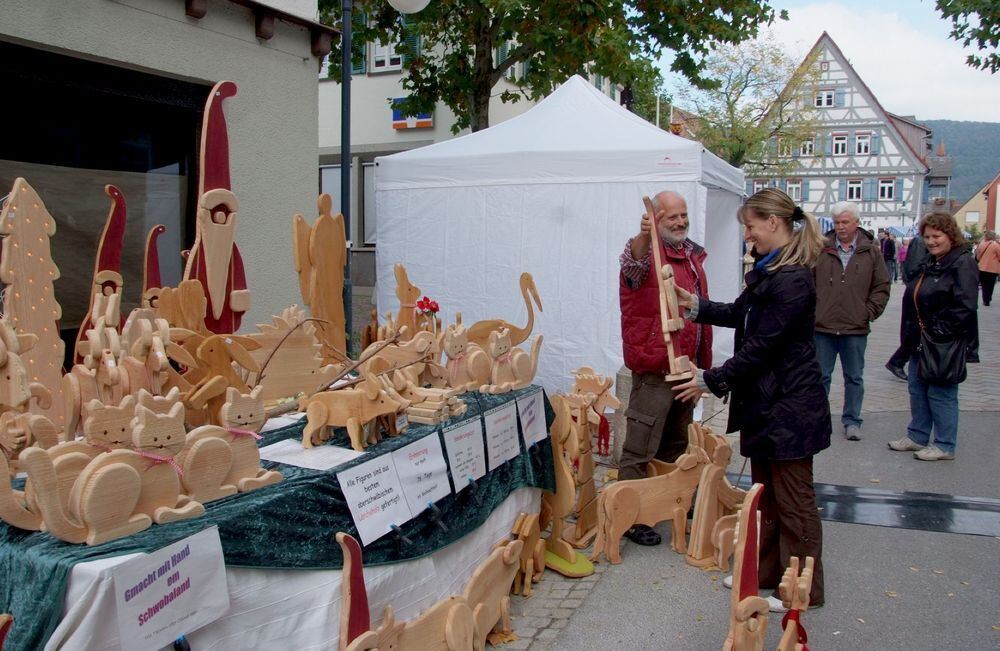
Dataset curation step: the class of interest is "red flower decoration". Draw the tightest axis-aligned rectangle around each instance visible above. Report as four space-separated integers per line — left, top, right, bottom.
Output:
429 300 439 313
415 296 439 315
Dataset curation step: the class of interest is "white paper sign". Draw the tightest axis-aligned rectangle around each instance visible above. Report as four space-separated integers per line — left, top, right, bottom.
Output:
442 419 487 491
483 402 520 471
112 527 230 651
516 389 547 446
391 433 451 515
259 438 363 470
337 455 412 545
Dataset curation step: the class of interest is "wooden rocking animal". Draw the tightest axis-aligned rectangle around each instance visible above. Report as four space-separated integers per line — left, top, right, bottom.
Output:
480 328 542 394
299 374 410 450
466 272 542 348
686 427 746 570
590 423 710 564
776 556 815 651
723 483 768 651
441 316 491 392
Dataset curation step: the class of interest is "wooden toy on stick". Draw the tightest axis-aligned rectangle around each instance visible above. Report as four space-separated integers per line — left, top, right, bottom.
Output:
466 272 543 349
571 366 621 457
74 185 128 364
0 178 66 428
642 195 692 381
777 556 815 651
686 426 747 570
723 483 768 651
480 328 542 394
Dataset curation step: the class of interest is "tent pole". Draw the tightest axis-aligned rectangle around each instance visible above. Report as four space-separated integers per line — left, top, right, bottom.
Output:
341 0 353 353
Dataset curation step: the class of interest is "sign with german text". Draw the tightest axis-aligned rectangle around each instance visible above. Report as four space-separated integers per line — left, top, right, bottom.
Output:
337 455 412 545
442 419 487 491
112 527 229 651
483 402 520 471
391 432 451 515
516 388 547 446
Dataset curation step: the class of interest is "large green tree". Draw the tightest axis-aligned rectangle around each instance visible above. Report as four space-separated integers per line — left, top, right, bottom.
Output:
673 35 819 172
320 0 785 132
937 0 999 73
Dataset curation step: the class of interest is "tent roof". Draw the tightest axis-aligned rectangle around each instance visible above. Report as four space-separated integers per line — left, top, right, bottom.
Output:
376 75 743 193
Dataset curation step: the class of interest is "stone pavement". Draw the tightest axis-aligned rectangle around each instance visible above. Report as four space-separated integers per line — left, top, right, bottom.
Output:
495 287 999 649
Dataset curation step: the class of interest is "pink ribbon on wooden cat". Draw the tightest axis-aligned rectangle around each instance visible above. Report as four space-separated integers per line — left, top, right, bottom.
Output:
448 351 467 385
137 449 184 476
87 442 116 454
495 351 512 365
226 427 262 441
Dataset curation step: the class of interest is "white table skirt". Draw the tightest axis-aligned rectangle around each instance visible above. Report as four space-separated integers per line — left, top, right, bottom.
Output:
45 488 540 650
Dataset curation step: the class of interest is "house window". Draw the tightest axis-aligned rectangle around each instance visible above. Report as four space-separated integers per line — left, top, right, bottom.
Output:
847 179 863 201
856 133 871 155
814 89 835 107
878 178 895 200
753 180 766 193
800 139 815 156
820 61 829 71
967 211 980 223
372 40 402 71
833 134 848 156
787 180 802 202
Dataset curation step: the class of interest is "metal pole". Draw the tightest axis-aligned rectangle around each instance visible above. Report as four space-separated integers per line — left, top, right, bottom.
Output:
341 0 354 354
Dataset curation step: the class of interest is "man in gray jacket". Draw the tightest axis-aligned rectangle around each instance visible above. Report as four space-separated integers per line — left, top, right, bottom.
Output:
814 202 891 440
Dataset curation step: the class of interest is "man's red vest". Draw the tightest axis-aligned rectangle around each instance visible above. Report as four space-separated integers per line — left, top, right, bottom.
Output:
620 240 712 375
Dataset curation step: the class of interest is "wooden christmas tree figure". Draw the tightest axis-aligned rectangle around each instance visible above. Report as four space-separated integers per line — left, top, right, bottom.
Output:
0 178 66 429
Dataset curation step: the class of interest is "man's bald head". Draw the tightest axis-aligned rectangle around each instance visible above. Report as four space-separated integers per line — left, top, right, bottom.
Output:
652 191 689 247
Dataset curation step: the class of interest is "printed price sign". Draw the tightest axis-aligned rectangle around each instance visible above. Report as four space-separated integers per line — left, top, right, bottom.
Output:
442 419 487 491
516 389 547 446
483 402 520 471
391 433 451 514
112 527 229 651
337 456 412 545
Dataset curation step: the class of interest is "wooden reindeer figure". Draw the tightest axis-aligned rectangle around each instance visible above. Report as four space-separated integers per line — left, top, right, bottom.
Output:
218 386 281 492
686 428 747 570
776 556 815 651
130 404 205 524
299 374 410 450
441 315 491 392
464 539 523 650
571 366 621 457
480 328 542 394
590 423 710 564
466 272 542 348
723 484 768 651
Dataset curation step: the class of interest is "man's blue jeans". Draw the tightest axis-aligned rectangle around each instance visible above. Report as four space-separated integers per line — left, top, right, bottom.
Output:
906 356 959 454
814 333 867 428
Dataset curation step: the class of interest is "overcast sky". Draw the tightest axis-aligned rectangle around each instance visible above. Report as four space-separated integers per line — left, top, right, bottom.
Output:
658 0 1000 122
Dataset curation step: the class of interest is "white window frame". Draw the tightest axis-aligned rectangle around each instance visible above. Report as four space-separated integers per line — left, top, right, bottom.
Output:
753 179 766 193
847 179 863 201
799 139 814 156
878 178 895 201
856 133 871 155
815 89 835 107
786 180 802 202
372 40 402 71
833 134 848 156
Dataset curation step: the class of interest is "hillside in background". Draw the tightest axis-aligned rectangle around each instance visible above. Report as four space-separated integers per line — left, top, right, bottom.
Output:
923 120 1000 203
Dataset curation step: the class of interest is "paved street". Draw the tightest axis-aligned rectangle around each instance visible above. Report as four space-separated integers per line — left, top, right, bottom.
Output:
505 286 999 649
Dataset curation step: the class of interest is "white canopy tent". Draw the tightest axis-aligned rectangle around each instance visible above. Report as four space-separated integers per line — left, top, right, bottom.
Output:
374 75 745 394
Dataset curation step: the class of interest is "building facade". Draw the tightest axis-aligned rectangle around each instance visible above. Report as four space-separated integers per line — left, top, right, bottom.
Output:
953 172 1000 232
752 32 951 234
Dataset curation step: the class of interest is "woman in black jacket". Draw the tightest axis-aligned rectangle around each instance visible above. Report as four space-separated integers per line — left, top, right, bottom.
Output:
888 213 979 461
673 188 831 610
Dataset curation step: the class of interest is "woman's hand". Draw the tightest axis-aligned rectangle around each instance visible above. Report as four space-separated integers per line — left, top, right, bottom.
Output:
674 285 696 310
672 366 705 403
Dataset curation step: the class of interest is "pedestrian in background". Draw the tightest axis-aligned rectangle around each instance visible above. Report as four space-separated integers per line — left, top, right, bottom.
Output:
882 232 898 283
975 230 999 306
898 237 910 284
889 213 979 461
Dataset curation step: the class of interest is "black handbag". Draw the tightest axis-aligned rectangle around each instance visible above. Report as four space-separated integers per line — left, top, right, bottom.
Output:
913 275 968 385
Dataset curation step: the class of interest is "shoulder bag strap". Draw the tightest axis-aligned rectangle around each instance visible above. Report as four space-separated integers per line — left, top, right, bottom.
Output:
912 274 926 332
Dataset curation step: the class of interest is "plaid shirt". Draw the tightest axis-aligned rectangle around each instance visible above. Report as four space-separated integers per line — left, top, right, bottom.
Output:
620 237 697 289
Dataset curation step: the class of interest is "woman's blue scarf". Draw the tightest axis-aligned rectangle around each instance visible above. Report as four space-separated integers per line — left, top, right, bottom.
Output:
754 247 783 270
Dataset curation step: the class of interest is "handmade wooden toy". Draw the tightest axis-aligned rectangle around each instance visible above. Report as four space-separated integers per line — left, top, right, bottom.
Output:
590 423 710 564
480 329 542 394
157 279 210 334
441 315 491 392
776 556 815 651
74 185 127 364
0 178 65 427
129 404 205 524
466 272 542 348
299 374 410 450
0 453 42 531
360 309 379 351
723 484 767 651
464 538 523 650
393 264 440 340
641 195 692 382
184 334 262 427
297 195 348 362
183 80 250 334
571 366 621 457
120 310 198 397
176 423 236 504
383 371 466 426
358 329 436 377
562 392 601 549
142 224 167 308
247 306 340 403
509 512 545 597
686 428 747 570
218 386 281 491
0 319 53 418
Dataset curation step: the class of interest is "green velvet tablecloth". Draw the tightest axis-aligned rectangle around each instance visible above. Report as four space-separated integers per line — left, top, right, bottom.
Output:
0 386 555 651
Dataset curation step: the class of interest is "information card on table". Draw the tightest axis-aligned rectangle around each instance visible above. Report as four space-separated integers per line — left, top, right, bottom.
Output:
337 455 412 545
441 419 487 491
391 432 452 515
483 402 520 471
515 388 547 446
112 527 229 651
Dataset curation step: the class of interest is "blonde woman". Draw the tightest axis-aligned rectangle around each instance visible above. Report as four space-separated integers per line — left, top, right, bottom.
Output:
672 188 831 610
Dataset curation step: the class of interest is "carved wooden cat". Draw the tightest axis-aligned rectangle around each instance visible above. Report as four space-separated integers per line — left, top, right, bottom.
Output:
480 328 542 394
218 386 281 491
442 321 491 392
129 404 204 524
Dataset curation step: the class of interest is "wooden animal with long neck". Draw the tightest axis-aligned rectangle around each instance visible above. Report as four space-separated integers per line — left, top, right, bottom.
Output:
466 272 542 348
480 328 542 394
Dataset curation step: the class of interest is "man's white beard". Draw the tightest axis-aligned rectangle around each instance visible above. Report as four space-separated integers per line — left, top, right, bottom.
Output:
659 226 687 247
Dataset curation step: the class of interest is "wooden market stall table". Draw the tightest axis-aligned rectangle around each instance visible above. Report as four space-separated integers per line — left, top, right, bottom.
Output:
0 388 555 650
